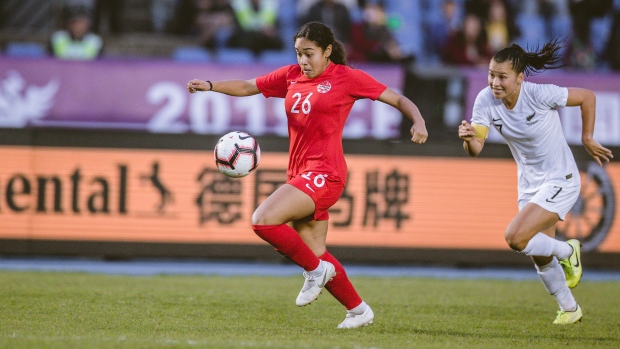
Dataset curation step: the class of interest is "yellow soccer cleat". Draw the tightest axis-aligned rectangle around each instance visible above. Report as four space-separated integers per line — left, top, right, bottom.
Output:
553 305 583 325
560 239 582 289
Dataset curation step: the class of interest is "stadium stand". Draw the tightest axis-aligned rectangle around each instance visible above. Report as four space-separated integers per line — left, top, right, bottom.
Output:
277 0 297 50
515 13 547 48
4 42 47 58
0 0 617 70
172 45 213 62
258 49 296 65
215 47 255 64
384 0 424 63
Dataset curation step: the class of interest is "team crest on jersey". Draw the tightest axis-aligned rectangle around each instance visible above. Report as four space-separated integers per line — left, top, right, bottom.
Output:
317 81 331 93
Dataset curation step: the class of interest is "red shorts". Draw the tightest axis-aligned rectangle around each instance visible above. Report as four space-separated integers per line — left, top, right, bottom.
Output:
287 172 345 221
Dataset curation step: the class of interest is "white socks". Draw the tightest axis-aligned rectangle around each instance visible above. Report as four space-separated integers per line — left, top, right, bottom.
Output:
308 260 325 277
521 233 572 260
536 258 578 312
348 301 368 315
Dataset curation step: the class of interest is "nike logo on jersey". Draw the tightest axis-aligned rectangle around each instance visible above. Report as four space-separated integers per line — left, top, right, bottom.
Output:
526 112 539 125
546 186 563 203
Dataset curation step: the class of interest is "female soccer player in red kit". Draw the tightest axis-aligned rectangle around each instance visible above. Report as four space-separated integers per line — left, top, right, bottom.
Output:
187 21 428 328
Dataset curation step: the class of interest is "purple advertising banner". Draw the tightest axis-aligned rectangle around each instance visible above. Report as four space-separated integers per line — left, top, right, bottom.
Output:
463 68 620 146
0 58 405 139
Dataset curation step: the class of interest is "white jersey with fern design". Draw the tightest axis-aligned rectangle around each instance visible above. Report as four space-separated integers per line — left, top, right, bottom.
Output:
471 81 580 194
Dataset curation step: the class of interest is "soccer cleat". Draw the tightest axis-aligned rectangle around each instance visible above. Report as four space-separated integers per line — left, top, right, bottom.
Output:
560 239 582 289
295 260 336 307
553 305 583 324
337 305 374 329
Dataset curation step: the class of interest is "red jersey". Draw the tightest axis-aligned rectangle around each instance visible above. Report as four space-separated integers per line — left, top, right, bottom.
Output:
255 63 387 182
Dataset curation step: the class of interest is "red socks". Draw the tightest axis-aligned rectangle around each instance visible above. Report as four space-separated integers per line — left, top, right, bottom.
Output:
252 224 363 310
252 224 320 271
320 250 363 310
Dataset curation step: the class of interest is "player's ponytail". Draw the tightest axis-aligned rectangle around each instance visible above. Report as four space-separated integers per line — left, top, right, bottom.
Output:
329 40 347 66
493 38 564 76
294 21 348 66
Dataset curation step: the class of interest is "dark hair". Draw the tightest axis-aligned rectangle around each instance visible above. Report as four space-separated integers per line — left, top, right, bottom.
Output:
63 4 92 22
294 22 347 66
493 39 564 76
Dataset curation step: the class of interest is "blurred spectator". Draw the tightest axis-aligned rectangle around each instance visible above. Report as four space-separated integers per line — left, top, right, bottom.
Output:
297 0 358 13
151 0 178 33
424 0 462 62
515 0 571 41
49 5 103 60
92 0 125 35
465 0 519 53
464 0 492 20
0 1 6 29
226 0 284 55
348 0 414 63
484 0 519 53
172 0 236 50
300 0 352 45
567 0 613 70
605 0 620 70
442 13 493 66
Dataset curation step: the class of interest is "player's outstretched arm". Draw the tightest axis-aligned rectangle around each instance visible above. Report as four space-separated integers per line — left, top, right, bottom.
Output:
459 120 485 157
187 79 261 97
377 88 428 144
566 88 613 166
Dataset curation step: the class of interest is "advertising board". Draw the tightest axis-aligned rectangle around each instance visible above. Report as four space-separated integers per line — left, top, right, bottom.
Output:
0 59 404 139
1 146 617 253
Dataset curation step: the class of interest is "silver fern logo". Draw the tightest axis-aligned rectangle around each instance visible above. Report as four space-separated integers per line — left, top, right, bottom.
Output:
0 70 59 127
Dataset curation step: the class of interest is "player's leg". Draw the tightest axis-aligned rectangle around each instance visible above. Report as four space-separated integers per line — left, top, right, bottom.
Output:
295 220 373 328
285 173 344 308
532 226 582 324
251 183 322 271
321 251 374 329
290 219 337 306
294 220 361 309
252 173 343 308
505 203 570 257
508 184 582 288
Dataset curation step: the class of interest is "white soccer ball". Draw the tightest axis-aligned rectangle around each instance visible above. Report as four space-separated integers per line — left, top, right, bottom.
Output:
214 131 261 178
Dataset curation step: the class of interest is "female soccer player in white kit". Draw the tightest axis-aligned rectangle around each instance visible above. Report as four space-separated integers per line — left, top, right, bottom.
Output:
458 40 613 324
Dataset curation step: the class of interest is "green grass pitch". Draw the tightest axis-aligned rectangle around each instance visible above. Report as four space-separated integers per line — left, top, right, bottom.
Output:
1 271 619 348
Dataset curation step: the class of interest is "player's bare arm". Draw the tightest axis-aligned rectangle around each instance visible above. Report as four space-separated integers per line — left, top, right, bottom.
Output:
377 88 428 144
459 120 485 157
566 87 613 166
187 78 261 96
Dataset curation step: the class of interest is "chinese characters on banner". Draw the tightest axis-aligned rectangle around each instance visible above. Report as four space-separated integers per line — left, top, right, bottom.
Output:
1 146 619 252
196 168 410 229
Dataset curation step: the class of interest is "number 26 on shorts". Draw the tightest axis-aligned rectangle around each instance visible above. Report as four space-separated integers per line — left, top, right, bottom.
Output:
301 171 327 193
